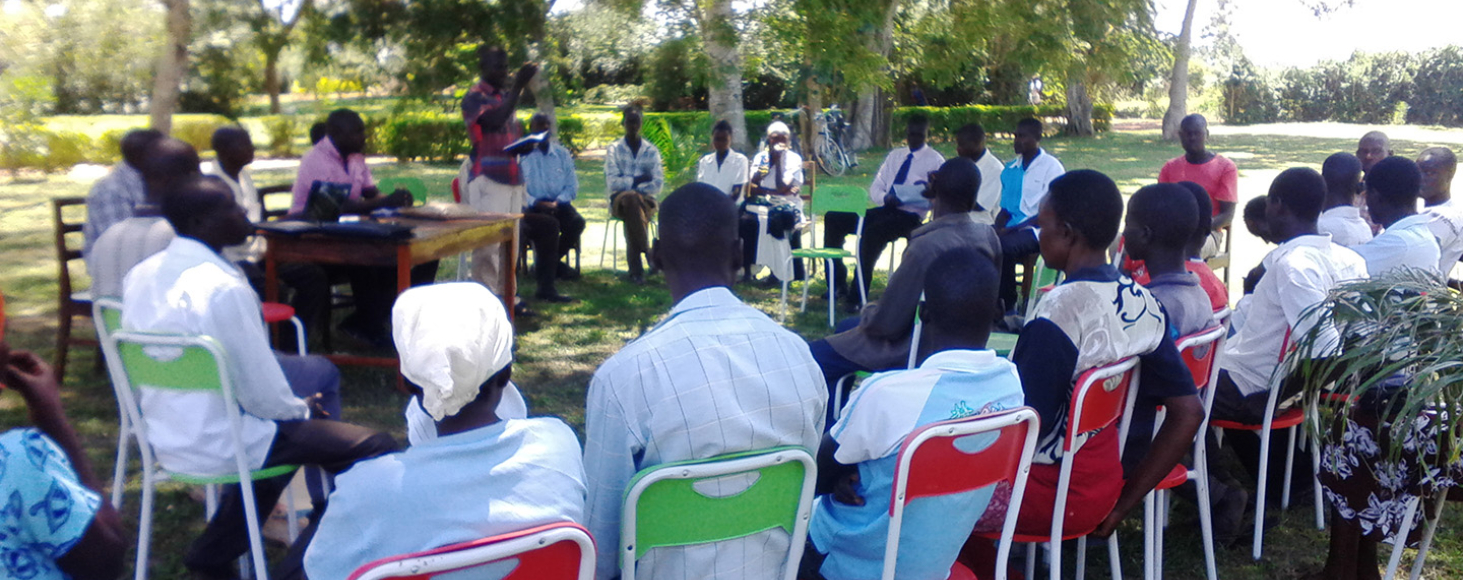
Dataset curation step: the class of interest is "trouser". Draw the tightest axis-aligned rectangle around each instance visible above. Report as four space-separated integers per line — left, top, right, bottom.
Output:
239 261 329 353
1206 370 1313 503
525 202 587 262
273 353 339 503
612 191 658 277
821 207 922 301
998 228 1041 313
338 262 439 335
467 176 528 295
183 358 397 578
519 212 562 296
807 317 869 427
738 211 805 281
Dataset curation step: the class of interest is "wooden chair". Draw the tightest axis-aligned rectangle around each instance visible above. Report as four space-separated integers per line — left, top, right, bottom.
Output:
52 197 95 381
256 184 293 221
1205 225 1233 288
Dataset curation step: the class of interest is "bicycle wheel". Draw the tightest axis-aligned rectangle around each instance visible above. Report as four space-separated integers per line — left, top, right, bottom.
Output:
818 137 849 176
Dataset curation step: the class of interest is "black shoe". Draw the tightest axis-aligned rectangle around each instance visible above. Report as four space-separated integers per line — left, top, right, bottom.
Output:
756 277 781 289
513 302 537 318
535 292 578 303
556 262 581 281
1211 486 1250 548
841 298 862 314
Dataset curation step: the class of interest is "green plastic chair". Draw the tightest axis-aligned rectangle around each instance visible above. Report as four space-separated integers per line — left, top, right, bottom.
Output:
619 447 817 580
378 177 429 204
104 327 300 580
781 185 870 327
986 256 1062 358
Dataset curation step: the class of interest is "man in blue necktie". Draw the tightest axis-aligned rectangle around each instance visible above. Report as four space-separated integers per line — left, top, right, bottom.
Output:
823 115 945 310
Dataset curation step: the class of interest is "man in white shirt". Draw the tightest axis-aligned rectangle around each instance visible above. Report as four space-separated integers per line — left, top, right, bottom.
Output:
743 122 806 283
697 120 749 198
582 184 827 580
305 283 586 580
121 175 397 580
1209 167 1367 498
823 116 944 308
1418 147 1463 278
996 117 1065 314
1316 152 1372 247
205 127 329 349
87 137 198 299
1354 156 1441 276
955 123 1003 226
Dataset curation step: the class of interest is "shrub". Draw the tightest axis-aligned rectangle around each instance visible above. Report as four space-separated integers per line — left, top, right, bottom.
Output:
97 128 144 165
173 116 231 154
581 84 643 106
889 104 1113 141
380 112 469 163
42 130 96 173
557 116 586 155
262 116 298 157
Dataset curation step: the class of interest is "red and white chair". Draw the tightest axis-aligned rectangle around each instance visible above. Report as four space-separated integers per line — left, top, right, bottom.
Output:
348 522 595 580
975 357 1141 580
884 407 1042 580
1140 320 1228 580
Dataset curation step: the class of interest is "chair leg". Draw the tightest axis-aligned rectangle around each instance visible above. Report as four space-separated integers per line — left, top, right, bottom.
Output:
1282 426 1298 510
285 481 299 543
112 420 129 510
1025 543 1037 580
239 473 271 579
1196 463 1219 580
825 258 836 329
135 466 157 580
289 316 306 356
1253 425 1272 561
1144 491 1157 580
1108 533 1123 580
54 310 72 382
1313 436 1326 530
600 219 611 270
1075 536 1087 580
779 279 789 324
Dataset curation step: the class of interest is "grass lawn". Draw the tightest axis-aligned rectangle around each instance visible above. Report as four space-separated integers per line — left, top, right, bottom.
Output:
2 127 1462 578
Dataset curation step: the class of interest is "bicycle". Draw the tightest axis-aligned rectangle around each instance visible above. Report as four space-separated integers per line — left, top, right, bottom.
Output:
756 106 859 177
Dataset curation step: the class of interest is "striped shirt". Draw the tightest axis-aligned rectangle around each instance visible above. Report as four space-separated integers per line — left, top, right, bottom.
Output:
583 287 827 580
604 138 664 198
83 162 148 253
87 215 174 299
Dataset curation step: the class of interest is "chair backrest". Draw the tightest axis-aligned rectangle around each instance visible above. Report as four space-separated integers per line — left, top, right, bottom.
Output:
256 184 293 220
1021 256 1062 319
348 522 596 580
884 408 1041 580
1066 356 1140 457
620 446 816 580
379 177 429 203
1176 324 1227 392
810 185 869 217
52 197 88 301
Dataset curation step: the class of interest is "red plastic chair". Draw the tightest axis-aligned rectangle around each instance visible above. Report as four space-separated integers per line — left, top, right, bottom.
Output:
885 407 1041 580
974 357 1140 580
347 522 595 580
260 302 306 356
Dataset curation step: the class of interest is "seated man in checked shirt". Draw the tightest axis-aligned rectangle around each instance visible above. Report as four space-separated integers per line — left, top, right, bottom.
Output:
582 183 828 580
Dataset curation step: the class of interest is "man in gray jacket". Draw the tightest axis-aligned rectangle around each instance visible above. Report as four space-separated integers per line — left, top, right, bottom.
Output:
807 157 1002 424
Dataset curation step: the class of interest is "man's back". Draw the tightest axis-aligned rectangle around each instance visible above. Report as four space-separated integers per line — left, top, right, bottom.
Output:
1354 214 1441 276
305 418 586 579
83 163 147 252
1146 271 1216 339
88 216 174 299
810 350 1023 580
583 287 827 580
1317 206 1374 247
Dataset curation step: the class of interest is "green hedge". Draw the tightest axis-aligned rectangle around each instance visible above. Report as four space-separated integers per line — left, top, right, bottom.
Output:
891 104 1113 140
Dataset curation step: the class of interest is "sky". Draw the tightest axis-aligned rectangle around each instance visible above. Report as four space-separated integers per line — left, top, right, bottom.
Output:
552 0 1462 69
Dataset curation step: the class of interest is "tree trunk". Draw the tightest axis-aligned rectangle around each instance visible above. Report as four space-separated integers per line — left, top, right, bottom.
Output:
1161 0 1200 140
150 0 190 134
847 89 877 151
697 0 748 151
1064 68 1095 136
264 44 282 114
528 65 557 140
802 76 823 160
845 0 899 151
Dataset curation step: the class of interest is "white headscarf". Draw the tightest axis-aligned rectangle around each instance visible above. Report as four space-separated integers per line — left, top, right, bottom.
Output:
392 283 513 421
766 121 791 137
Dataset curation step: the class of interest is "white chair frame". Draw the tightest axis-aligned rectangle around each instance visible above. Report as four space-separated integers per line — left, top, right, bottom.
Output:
349 523 596 580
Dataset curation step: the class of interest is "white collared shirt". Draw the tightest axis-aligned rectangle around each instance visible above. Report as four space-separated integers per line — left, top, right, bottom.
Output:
697 150 750 196
1220 234 1368 396
1354 213 1442 276
1424 199 1463 277
88 216 175 299
204 163 266 264
999 148 1066 226
121 237 309 477
869 145 945 217
750 149 804 192
971 149 1005 225
582 287 827 580
1317 205 1373 247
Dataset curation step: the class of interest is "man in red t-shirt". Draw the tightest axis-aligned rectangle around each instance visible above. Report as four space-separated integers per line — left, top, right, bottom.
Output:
1158 114 1238 257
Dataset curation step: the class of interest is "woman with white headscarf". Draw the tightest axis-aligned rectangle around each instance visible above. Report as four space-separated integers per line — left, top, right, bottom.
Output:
302 283 586 580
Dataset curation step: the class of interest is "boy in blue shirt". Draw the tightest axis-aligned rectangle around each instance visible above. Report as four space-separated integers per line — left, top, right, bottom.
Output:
803 247 1024 580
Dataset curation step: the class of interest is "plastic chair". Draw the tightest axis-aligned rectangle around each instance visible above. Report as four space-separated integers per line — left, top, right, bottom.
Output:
620 447 816 580
1141 321 1228 580
1209 327 1324 560
348 522 596 580
987 256 1062 355
886 408 1042 580
1205 225 1233 289
599 216 657 274
974 356 1141 580
52 196 96 381
103 329 302 580
779 185 868 326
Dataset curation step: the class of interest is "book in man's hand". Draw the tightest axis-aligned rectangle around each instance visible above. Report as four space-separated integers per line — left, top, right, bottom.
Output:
504 132 549 156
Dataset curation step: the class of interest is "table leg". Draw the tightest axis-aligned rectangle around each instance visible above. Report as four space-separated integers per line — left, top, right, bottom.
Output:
504 222 519 321
396 246 412 295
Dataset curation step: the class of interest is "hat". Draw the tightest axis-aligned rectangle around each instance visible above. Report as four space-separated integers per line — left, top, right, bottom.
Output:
766 121 791 136
391 283 513 420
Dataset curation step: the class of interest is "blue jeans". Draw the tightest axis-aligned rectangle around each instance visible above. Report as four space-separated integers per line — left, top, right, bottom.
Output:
808 317 868 427
276 352 341 503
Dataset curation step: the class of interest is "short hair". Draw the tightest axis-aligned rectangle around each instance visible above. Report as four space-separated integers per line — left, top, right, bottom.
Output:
1243 196 1269 223
120 129 163 168
1267 167 1327 223
621 105 643 121
931 158 980 213
309 122 327 145
1418 147 1457 170
1176 181 1213 244
1016 117 1043 137
712 120 733 134
1366 156 1423 208
657 183 738 264
1180 114 1208 131
210 126 251 154
1321 152 1363 196
1129 183 1200 250
922 247 999 337
140 137 201 187
477 44 506 64
955 124 987 148
529 112 552 126
1046 169 1122 249
161 175 233 232
906 115 930 131
325 109 363 137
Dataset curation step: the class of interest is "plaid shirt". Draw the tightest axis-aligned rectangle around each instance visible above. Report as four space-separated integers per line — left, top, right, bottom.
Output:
462 82 523 185
84 162 147 253
583 287 827 580
604 138 664 198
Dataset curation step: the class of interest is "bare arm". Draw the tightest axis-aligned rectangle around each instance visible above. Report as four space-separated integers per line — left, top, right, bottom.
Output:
1092 393 1203 537
1212 200 1237 230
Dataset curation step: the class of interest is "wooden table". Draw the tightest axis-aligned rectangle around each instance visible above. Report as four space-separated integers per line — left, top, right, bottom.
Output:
261 215 519 374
